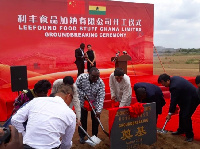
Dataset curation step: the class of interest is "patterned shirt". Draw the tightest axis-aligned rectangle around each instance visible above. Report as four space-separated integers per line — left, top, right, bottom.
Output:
13 89 36 114
75 73 105 113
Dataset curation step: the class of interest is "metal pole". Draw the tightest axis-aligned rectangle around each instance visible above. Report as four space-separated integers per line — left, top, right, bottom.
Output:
154 46 166 73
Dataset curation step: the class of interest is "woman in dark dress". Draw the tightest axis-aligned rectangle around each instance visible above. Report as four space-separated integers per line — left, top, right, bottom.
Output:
85 44 96 72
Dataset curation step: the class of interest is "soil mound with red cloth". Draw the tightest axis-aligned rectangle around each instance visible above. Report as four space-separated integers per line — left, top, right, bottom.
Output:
72 109 200 149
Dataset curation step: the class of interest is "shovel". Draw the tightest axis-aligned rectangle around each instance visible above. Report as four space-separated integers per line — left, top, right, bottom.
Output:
157 119 169 134
79 125 101 147
85 96 110 137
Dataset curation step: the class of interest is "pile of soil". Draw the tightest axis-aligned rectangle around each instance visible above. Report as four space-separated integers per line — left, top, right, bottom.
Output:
138 132 200 149
72 109 200 149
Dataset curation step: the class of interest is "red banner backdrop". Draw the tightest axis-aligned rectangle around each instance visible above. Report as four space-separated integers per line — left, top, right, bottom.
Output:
0 0 153 120
0 0 154 88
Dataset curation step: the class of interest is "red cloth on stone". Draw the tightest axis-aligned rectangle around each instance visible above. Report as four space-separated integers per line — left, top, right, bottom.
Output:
108 102 145 134
111 100 120 108
129 102 144 118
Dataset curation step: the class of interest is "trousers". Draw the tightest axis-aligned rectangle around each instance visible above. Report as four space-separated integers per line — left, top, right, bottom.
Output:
78 108 99 138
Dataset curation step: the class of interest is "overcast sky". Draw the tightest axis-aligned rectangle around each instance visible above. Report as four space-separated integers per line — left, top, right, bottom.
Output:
113 0 200 48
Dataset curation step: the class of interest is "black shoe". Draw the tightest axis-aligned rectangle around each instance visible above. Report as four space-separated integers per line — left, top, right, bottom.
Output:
185 137 193 142
79 137 85 144
171 131 184 135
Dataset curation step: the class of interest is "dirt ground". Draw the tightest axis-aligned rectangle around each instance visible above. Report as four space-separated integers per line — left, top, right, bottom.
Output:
71 109 200 149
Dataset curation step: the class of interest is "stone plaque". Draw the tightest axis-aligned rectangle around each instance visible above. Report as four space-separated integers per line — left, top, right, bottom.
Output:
110 103 156 149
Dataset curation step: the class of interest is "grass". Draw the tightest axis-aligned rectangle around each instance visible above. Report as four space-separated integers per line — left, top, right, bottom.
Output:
185 59 199 64
153 54 200 76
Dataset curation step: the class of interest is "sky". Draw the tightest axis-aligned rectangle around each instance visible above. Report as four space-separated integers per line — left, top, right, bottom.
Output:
112 0 200 49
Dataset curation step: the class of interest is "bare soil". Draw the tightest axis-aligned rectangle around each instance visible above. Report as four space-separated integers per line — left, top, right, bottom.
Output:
71 109 200 149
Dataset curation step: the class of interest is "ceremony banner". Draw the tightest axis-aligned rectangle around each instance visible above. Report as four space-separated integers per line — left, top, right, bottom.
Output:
0 0 154 89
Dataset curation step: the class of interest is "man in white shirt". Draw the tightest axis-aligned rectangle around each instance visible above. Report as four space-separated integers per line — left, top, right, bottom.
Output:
51 76 81 125
109 68 132 107
11 84 76 149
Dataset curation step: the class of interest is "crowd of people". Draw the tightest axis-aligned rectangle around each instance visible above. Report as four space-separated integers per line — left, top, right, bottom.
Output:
0 43 200 148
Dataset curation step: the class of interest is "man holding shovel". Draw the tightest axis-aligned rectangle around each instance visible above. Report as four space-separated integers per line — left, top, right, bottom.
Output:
76 67 105 144
158 74 199 142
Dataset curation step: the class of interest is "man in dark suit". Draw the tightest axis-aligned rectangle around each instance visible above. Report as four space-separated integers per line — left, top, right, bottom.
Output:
134 82 166 122
75 43 85 76
158 74 199 142
195 75 200 100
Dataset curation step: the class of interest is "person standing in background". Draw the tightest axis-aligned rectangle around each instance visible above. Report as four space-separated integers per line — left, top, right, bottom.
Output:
85 44 96 72
75 43 86 76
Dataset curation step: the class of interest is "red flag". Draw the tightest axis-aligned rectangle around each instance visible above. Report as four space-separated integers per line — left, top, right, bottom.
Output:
67 0 85 15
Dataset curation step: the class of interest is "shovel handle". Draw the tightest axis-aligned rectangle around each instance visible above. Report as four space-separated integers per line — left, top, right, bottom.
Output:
161 119 169 131
85 96 103 128
85 95 109 137
97 117 104 129
85 96 102 127
79 125 96 144
86 97 97 115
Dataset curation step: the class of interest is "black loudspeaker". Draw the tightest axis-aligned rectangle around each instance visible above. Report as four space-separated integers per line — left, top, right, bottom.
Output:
10 66 28 92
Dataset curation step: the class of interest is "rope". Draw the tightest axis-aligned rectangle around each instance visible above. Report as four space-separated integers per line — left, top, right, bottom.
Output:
154 46 166 73
130 61 137 76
